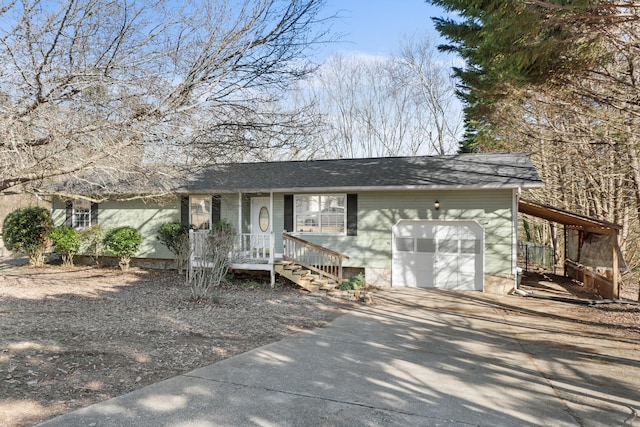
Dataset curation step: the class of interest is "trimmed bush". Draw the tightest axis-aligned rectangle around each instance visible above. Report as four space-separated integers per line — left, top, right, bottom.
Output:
2 207 53 266
339 272 366 291
157 222 189 273
81 225 105 266
102 226 142 271
48 226 81 267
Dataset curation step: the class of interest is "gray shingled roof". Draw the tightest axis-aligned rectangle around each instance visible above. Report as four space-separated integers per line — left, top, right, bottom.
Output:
178 152 542 193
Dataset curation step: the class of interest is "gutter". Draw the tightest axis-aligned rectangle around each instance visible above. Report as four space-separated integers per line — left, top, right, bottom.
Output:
175 183 545 195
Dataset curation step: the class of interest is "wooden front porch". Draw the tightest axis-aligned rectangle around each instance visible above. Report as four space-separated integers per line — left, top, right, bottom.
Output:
276 232 349 292
189 230 348 292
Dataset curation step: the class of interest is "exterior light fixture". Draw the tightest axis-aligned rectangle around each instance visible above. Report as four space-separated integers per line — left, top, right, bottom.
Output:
434 200 440 211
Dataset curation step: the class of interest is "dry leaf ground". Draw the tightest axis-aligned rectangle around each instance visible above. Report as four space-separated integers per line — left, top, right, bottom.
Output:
1 261 638 426
0 263 352 426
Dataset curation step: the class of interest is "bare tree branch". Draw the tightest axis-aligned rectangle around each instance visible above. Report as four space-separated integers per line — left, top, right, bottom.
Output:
0 0 331 195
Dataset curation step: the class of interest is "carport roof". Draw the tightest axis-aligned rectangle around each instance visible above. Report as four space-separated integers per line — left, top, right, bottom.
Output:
518 199 621 234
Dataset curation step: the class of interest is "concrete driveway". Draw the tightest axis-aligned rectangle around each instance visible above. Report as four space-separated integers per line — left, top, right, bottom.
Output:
39 288 640 426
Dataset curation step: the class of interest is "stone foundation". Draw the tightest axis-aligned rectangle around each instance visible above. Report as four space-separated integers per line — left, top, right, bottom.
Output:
365 267 392 287
71 255 177 270
484 273 516 295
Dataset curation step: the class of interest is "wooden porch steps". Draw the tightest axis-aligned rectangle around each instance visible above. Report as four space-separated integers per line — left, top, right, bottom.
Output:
275 261 338 293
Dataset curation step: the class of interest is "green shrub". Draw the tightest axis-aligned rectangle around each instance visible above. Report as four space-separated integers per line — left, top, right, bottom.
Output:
2 207 53 266
158 222 188 253
338 272 366 291
81 224 105 265
102 226 142 271
157 221 189 273
48 226 81 267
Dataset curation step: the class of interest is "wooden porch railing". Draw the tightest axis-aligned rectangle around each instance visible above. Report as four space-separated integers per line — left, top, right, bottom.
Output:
235 233 273 262
282 232 349 283
190 230 274 266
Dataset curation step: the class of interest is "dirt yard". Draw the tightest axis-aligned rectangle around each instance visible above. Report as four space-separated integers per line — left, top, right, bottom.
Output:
0 263 353 427
1 263 638 427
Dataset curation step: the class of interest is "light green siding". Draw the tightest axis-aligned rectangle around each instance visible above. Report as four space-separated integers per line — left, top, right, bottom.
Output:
52 198 179 259
99 199 179 258
52 189 515 274
284 190 514 275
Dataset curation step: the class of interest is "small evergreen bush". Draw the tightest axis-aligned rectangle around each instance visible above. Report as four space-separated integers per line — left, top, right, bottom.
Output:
81 225 105 265
338 272 366 291
48 226 81 267
157 221 189 273
2 207 53 266
102 226 142 271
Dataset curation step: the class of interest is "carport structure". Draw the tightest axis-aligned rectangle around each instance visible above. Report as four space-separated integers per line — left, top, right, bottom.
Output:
518 199 624 299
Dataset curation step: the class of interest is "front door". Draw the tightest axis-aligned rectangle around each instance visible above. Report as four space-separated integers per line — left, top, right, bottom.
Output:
250 197 271 257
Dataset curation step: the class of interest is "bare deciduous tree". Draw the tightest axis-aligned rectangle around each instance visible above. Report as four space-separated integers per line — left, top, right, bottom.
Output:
295 36 462 159
0 0 330 196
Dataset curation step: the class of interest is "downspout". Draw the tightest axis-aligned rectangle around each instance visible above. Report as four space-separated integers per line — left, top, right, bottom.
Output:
512 194 529 299
513 187 521 291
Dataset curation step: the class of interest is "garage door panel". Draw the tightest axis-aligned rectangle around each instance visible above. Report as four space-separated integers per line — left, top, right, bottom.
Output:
395 237 414 252
393 220 484 291
392 251 416 287
416 238 435 253
435 253 459 288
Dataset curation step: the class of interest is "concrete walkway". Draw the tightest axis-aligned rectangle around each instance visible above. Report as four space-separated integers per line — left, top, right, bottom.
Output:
39 289 640 427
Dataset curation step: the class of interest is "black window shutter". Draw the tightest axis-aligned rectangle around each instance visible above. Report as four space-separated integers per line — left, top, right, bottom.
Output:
180 196 190 227
284 194 293 232
90 203 99 225
65 200 73 227
346 194 358 236
211 195 221 225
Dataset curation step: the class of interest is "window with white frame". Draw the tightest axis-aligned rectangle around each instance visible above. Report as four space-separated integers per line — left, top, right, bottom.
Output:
295 195 345 234
190 195 211 230
73 200 92 229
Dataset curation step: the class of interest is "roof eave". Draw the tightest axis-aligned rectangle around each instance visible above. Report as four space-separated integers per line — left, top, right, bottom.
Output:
177 182 544 194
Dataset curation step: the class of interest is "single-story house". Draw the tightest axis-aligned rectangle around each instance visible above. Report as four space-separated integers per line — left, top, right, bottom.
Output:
51 153 543 293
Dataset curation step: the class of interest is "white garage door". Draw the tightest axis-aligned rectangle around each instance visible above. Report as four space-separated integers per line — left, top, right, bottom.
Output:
392 220 484 290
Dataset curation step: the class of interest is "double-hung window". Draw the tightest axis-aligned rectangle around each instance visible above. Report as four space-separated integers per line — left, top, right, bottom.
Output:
72 200 91 229
65 199 96 229
294 195 345 234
